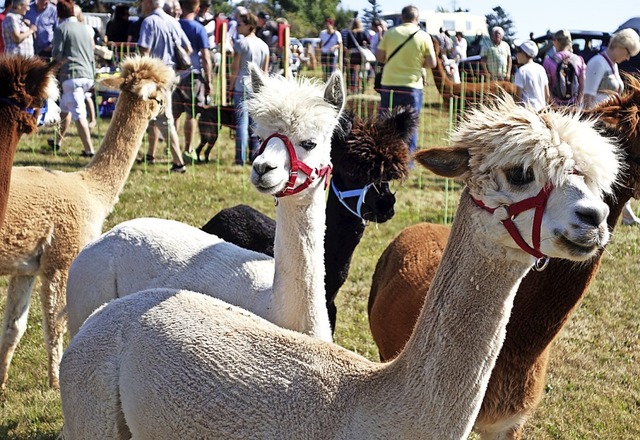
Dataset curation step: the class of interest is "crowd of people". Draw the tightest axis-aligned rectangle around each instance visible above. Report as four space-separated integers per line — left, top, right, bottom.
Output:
2 1 640 222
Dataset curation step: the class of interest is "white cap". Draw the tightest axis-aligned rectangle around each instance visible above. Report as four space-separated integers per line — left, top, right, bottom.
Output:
519 40 538 58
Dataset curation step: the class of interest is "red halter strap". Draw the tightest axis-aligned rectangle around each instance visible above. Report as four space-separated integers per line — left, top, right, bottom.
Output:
257 133 332 198
472 183 554 269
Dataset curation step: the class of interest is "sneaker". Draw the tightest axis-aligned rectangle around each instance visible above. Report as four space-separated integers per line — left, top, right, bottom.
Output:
183 150 197 161
170 163 186 173
80 151 95 158
622 215 640 226
137 154 155 165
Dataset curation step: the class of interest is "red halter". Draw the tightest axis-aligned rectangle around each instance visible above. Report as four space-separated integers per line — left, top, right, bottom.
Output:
472 183 553 271
257 133 332 198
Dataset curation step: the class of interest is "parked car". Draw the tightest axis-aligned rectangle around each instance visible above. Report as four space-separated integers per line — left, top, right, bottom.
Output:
531 30 610 65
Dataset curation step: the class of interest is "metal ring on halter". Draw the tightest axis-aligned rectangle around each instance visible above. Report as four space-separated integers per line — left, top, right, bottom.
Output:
534 256 549 272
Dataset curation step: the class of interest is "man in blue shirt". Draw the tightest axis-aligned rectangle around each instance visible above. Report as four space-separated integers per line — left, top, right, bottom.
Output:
173 0 212 160
138 0 192 173
25 0 57 57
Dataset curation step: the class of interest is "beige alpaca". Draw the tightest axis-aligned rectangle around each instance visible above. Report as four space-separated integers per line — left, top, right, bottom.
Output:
60 96 620 439
0 56 174 390
368 75 640 439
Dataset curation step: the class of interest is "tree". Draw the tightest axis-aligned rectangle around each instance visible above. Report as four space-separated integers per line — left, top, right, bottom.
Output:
485 6 516 44
361 0 382 29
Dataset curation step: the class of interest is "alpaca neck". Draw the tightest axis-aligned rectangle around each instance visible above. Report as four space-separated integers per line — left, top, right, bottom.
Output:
0 107 20 227
371 190 533 438
80 91 157 207
271 185 332 342
323 182 366 305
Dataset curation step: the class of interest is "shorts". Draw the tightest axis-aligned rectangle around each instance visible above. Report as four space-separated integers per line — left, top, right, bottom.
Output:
172 72 206 117
60 78 94 121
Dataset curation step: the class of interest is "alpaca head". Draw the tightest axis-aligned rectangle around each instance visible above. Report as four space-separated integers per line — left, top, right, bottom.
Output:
416 95 621 264
99 56 175 117
330 106 416 222
589 73 640 200
247 64 345 198
0 55 61 134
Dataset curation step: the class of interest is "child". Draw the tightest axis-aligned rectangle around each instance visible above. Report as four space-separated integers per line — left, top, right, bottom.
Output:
514 40 549 110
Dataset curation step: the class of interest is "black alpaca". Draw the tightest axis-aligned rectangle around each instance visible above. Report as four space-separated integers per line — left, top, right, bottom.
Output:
201 107 417 332
195 105 236 162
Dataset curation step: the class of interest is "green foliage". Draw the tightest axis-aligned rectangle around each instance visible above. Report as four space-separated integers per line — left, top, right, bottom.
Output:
361 0 383 29
485 6 516 44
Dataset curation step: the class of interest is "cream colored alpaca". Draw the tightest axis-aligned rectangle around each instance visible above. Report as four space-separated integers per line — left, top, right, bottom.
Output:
0 56 173 390
60 96 620 439
65 65 344 343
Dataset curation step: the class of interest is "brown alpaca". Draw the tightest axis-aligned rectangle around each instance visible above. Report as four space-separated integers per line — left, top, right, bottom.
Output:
430 36 516 108
0 55 60 227
368 75 640 439
0 56 174 390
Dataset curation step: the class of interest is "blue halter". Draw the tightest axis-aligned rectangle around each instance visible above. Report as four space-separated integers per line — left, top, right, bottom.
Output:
331 178 373 224
0 97 49 126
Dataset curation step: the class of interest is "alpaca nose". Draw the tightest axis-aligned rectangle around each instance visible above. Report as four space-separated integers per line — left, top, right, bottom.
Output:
575 203 609 228
252 161 277 177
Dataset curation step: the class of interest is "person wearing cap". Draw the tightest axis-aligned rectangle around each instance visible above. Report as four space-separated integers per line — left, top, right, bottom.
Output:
513 39 548 111
481 26 511 81
319 17 342 81
542 29 586 106
584 27 640 226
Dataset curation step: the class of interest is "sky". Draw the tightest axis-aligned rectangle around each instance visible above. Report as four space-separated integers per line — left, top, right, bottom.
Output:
338 0 639 41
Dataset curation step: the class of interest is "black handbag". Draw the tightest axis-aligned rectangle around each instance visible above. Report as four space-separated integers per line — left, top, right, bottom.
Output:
375 29 420 92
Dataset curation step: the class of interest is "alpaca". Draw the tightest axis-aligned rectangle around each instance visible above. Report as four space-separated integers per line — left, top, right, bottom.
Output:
0 56 173 390
430 36 516 108
194 104 236 162
60 95 621 439
367 76 640 439
65 65 345 343
0 55 60 227
200 107 416 331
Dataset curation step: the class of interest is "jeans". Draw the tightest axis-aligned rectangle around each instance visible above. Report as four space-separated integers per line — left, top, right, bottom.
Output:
379 86 423 154
234 90 259 164
321 52 338 81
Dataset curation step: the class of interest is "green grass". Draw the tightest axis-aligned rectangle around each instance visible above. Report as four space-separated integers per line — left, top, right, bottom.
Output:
0 74 639 439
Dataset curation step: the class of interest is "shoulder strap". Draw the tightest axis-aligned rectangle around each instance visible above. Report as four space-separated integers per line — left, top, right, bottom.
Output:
600 52 615 73
386 29 420 64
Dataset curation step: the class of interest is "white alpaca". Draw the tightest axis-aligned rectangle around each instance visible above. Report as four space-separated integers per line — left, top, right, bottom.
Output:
66 65 345 342
60 96 621 439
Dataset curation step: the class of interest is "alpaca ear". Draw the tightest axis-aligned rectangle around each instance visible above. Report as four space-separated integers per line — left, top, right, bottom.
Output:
387 105 419 143
324 70 345 114
249 62 266 95
415 147 470 178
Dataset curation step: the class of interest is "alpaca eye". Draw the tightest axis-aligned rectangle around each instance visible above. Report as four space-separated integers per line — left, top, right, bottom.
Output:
299 140 316 151
506 167 534 186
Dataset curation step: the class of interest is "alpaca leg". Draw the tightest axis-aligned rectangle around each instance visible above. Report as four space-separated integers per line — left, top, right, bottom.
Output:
195 140 206 162
38 269 69 389
204 136 217 162
0 275 36 389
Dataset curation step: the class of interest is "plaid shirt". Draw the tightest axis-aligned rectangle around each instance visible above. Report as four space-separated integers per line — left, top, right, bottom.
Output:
2 12 35 57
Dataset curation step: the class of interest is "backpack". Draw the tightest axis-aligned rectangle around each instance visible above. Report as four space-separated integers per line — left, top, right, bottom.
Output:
551 54 579 101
